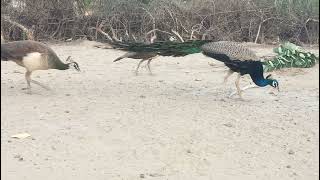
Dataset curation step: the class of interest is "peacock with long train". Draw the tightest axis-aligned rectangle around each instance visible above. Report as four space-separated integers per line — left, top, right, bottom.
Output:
108 40 318 98
108 40 281 99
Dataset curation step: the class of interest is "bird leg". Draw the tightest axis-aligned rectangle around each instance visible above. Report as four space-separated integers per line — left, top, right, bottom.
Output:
235 74 242 99
24 71 50 93
25 71 32 94
229 74 243 99
147 58 153 75
229 83 258 97
266 87 279 96
30 79 51 90
223 70 234 84
135 59 148 75
241 84 258 92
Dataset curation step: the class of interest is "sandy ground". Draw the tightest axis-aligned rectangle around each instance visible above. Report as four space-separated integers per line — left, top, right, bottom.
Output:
1 40 319 180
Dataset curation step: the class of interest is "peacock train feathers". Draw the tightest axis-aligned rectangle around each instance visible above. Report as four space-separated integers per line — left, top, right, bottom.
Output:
109 40 318 72
108 40 211 56
107 40 317 98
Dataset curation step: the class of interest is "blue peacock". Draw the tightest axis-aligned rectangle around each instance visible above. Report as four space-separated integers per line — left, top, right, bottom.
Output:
107 40 282 99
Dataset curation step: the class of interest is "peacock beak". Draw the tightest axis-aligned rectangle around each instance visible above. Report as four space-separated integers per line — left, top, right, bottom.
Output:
276 86 280 92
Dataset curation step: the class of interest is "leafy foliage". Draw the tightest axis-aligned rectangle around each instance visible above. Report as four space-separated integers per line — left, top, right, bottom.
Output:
263 42 319 72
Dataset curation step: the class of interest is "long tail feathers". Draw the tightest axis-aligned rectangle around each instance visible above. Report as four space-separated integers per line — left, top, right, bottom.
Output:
113 57 124 62
113 52 139 62
106 40 212 57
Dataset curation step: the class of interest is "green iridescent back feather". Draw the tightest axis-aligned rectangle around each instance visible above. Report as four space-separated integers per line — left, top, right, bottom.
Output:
110 40 212 56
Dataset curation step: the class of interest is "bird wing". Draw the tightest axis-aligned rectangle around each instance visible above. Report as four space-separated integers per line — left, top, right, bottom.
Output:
114 52 157 61
1 40 51 61
201 41 258 61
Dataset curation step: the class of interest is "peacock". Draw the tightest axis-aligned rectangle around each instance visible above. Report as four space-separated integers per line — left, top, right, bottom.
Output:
99 40 212 75
1 40 80 94
105 40 277 98
104 40 318 99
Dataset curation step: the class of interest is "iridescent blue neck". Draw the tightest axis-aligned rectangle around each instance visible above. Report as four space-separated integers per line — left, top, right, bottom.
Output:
252 78 272 87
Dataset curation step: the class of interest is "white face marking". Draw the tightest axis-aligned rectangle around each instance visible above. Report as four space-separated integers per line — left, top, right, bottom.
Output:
272 81 278 87
22 52 48 71
68 61 80 71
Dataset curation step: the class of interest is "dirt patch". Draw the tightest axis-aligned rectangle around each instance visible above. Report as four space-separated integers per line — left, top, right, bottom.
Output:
1 41 319 180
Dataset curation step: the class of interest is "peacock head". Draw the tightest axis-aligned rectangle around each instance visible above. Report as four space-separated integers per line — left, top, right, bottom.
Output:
266 74 279 91
66 56 80 71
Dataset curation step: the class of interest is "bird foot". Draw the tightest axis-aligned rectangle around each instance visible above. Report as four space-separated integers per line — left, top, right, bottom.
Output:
25 91 32 95
228 91 245 101
42 86 51 91
228 90 238 98
30 80 51 91
267 89 279 96
22 87 32 94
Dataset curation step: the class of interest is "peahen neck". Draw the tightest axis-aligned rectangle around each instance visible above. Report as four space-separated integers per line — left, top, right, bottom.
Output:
59 63 69 70
54 61 69 70
49 55 69 70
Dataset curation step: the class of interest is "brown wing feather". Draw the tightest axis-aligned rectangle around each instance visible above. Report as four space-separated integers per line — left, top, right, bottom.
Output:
114 52 157 62
1 40 54 61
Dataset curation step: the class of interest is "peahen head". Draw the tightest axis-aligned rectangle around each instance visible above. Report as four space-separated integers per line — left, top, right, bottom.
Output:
266 74 279 91
66 56 80 71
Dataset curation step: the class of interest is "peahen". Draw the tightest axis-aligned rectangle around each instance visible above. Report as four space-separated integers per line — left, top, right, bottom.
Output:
1 40 80 94
113 51 158 75
97 41 159 75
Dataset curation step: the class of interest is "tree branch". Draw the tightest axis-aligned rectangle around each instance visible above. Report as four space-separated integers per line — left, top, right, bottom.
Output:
2 16 34 40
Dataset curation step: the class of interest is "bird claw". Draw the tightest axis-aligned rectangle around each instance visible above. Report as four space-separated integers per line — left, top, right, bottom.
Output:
267 89 279 96
228 91 246 101
22 88 32 94
25 91 32 94
42 86 51 91
228 91 238 98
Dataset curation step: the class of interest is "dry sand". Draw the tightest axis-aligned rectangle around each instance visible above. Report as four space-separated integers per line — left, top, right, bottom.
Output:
1 40 319 180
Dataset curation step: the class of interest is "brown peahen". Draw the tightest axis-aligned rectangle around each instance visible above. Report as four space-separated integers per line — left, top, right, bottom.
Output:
1 40 80 94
